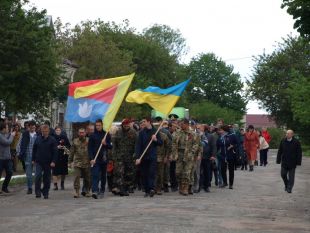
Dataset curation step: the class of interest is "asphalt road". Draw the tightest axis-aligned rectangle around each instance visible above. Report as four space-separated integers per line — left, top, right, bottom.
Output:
0 150 309 233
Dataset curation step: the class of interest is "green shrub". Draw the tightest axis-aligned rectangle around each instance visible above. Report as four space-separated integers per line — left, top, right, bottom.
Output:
267 128 286 149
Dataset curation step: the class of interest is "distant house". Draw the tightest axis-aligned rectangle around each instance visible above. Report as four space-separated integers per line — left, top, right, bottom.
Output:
245 114 277 128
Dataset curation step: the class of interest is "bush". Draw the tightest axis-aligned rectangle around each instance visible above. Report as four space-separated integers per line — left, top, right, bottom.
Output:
267 128 286 149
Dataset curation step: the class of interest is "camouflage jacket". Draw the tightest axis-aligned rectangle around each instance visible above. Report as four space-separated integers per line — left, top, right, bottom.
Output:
69 137 90 168
112 128 137 161
171 129 200 162
156 131 172 162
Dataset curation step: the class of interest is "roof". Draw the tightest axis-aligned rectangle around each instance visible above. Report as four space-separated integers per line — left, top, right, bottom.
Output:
245 114 277 128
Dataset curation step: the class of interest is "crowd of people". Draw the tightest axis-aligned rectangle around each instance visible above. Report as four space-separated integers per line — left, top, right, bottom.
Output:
0 116 302 199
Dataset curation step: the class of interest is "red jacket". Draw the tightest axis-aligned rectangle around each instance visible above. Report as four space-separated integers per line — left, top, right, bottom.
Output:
262 131 271 144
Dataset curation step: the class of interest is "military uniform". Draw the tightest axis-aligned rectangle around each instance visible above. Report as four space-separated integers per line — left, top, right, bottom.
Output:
155 131 171 194
111 127 137 194
69 137 91 197
190 138 203 193
172 129 200 195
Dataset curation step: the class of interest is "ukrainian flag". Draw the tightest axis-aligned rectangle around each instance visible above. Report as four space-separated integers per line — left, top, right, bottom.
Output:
125 79 190 115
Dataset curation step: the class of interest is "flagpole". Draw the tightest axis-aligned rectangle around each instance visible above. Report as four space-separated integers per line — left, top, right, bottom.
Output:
91 131 108 167
136 120 165 164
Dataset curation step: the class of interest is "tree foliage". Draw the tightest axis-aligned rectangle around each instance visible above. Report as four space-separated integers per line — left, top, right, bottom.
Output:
248 36 310 139
0 0 60 115
143 24 188 60
190 101 243 124
187 53 247 114
282 0 310 39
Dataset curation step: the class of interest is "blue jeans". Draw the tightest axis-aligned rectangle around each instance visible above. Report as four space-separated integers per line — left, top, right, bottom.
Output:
35 163 51 197
0 159 13 190
217 158 223 186
25 163 34 189
91 162 107 194
141 159 157 193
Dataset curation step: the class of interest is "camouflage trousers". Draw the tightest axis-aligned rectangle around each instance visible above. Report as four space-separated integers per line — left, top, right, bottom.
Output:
163 162 170 185
156 162 165 191
73 167 91 192
190 160 201 190
176 160 194 186
113 160 135 190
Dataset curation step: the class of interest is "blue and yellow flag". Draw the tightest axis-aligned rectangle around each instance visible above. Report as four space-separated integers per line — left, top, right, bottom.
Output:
125 79 190 115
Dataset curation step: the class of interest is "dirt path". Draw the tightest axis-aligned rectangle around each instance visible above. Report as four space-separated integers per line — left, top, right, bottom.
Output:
0 149 309 233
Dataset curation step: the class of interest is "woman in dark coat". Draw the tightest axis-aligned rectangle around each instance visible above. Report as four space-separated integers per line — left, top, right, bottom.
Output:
52 126 70 190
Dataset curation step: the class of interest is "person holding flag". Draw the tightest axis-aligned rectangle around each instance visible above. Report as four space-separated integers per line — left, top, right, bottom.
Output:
88 119 112 199
64 73 135 198
126 79 190 196
135 117 162 197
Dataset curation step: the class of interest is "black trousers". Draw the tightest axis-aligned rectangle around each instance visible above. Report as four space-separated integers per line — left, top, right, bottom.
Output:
281 166 295 190
0 159 13 190
141 159 157 193
200 159 211 189
260 148 268 165
221 160 235 186
169 161 178 189
35 163 51 197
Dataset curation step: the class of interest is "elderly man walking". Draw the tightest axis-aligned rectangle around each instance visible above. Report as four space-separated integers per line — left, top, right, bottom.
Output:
276 130 302 193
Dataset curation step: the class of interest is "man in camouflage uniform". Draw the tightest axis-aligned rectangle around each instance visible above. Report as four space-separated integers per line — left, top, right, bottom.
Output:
155 130 171 195
111 119 137 196
69 128 91 198
189 123 203 194
172 119 200 196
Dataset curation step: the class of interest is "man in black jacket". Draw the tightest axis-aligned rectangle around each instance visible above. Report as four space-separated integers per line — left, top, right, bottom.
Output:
18 120 37 194
135 117 162 197
88 119 112 199
277 130 302 193
32 124 58 199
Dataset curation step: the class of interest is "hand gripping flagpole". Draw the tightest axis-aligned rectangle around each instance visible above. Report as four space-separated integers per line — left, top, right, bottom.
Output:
136 120 165 165
91 131 108 167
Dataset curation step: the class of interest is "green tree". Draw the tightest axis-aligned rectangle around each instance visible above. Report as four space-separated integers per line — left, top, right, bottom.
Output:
0 0 60 115
190 101 243 124
143 24 188 60
282 0 310 39
187 53 246 114
248 36 310 139
55 19 187 119
55 20 135 81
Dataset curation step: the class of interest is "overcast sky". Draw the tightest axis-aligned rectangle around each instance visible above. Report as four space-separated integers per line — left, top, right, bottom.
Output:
30 0 297 114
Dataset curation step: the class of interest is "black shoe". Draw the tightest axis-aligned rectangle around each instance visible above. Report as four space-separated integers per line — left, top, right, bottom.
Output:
92 193 98 199
229 185 233 189
2 188 9 193
27 189 32 194
120 191 129 197
204 188 210 193
171 187 178 192
224 183 228 187
61 181 65 190
219 184 225 188
287 187 292 193
163 184 169 193
53 184 58 191
81 191 86 197
44 196 48 199
149 190 155 197
144 193 149 197
194 188 200 193
36 195 41 198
